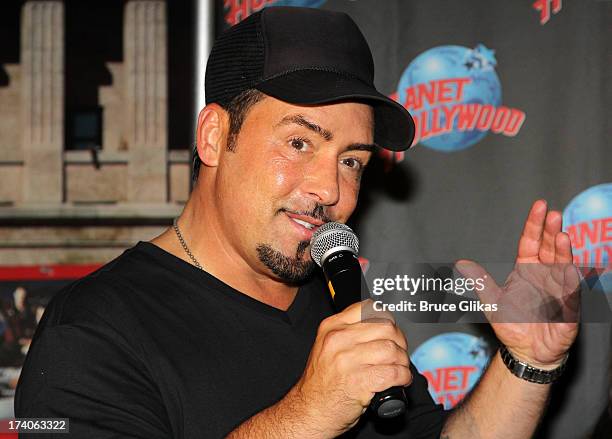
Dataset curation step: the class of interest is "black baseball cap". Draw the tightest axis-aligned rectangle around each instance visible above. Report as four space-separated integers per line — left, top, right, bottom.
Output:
205 7 415 151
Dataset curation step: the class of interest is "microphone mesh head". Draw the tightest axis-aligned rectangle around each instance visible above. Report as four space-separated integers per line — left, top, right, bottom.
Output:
310 222 359 267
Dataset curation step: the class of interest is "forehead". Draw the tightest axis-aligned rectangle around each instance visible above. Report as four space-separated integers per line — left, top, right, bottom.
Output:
245 95 375 141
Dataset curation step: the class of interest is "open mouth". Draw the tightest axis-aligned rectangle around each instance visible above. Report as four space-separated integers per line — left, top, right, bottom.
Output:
290 218 317 230
284 212 324 235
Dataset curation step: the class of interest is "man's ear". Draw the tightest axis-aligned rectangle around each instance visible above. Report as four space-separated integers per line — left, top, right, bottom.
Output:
196 104 229 167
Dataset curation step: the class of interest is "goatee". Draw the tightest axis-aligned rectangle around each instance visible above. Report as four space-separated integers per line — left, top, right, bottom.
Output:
256 240 315 284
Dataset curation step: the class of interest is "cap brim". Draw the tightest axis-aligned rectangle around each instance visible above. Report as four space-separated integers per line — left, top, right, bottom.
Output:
255 70 414 151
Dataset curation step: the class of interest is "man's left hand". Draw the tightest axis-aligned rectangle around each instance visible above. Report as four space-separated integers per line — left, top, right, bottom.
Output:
456 199 580 369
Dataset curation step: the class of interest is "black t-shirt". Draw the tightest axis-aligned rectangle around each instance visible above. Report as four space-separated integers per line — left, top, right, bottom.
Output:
15 242 446 438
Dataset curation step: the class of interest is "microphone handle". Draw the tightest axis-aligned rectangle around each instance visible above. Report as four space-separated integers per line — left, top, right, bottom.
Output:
322 251 408 419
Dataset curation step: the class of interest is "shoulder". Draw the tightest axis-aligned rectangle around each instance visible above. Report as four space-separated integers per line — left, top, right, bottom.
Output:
41 242 166 329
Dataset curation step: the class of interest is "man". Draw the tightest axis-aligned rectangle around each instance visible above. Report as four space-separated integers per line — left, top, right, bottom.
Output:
16 7 579 438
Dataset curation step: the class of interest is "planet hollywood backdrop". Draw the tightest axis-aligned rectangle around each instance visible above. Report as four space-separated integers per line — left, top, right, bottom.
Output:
216 1 612 437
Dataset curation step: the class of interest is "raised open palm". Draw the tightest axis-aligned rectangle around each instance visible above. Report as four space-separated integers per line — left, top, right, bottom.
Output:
456 200 580 368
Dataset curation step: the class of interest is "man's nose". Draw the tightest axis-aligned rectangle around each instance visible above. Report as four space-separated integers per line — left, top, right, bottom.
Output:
302 154 340 206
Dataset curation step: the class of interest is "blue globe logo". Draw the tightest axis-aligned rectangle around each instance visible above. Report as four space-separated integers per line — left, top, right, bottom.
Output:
270 0 327 7
411 332 490 409
398 45 502 151
563 183 612 291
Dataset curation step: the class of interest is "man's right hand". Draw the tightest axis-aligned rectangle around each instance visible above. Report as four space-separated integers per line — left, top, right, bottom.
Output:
292 299 413 437
227 300 413 439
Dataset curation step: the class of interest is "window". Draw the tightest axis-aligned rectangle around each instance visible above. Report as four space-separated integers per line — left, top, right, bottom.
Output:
68 108 102 150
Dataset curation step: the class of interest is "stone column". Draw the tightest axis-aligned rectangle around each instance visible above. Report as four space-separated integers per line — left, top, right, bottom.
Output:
21 1 64 203
124 0 168 202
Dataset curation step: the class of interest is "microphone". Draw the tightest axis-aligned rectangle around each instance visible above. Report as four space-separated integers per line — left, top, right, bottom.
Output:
310 222 408 419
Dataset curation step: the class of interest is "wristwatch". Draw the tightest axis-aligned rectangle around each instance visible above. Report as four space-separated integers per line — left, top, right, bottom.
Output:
499 344 568 384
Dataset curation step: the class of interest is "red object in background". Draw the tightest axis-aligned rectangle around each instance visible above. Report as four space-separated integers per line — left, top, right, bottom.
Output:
0 264 101 281
0 419 25 437
533 0 562 25
0 264 100 438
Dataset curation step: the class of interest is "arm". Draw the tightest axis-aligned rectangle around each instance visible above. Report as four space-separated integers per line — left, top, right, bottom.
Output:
16 290 171 438
226 382 328 438
442 350 557 438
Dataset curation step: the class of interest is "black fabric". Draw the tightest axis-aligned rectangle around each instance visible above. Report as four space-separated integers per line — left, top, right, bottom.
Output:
256 69 416 152
15 242 445 438
205 11 265 107
260 7 373 83
205 7 415 151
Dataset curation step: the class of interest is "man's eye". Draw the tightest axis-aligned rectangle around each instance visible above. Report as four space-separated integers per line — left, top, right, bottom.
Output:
341 157 363 170
290 138 310 151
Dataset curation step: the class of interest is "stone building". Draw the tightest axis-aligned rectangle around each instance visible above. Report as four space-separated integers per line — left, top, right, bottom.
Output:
0 0 197 266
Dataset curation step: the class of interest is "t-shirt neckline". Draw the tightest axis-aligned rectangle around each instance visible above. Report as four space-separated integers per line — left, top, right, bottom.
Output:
133 241 313 326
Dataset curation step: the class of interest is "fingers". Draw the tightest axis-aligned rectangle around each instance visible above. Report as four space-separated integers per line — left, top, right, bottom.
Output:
517 200 565 266
325 300 378 327
554 231 573 264
455 259 502 305
517 200 547 261
562 264 581 322
323 320 408 354
551 231 574 285
549 230 576 288
563 262 581 295
348 320 408 350
538 211 562 264
361 300 396 325
336 338 412 399
315 308 413 407
348 339 409 368
363 364 413 395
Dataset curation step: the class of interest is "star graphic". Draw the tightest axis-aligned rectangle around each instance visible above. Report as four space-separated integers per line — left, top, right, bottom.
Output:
474 44 497 67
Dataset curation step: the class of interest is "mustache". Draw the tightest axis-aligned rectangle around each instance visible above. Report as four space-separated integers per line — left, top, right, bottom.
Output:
278 204 332 223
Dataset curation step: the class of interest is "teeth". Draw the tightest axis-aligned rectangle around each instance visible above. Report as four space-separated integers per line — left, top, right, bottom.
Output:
292 218 315 230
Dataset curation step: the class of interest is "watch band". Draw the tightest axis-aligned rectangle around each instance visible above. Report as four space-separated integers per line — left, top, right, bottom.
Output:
499 345 568 384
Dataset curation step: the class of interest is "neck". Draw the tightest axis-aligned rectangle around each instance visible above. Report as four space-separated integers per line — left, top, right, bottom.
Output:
151 183 299 311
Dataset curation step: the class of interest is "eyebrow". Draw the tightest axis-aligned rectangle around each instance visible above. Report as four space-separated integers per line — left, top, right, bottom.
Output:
276 114 334 141
345 143 377 153
275 114 377 152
